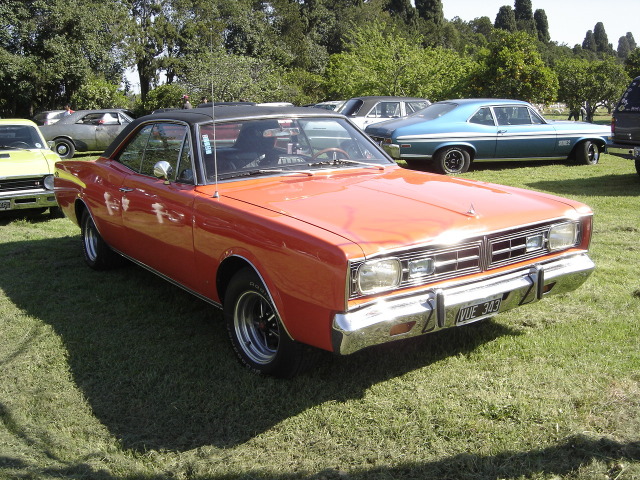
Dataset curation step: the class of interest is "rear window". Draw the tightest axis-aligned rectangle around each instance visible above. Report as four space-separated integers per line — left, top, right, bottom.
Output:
338 99 365 116
410 102 457 120
615 77 640 113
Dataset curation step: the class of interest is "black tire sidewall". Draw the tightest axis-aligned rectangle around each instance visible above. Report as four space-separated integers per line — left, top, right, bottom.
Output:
577 140 599 165
435 147 470 174
55 139 75 159
224 268 302 377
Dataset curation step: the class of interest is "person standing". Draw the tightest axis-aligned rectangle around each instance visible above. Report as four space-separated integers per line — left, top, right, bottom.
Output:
181 95 192 109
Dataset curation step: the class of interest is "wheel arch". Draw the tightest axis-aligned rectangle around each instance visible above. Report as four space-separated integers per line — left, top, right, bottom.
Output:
217 254 295 341
570 136 607 155
434 142 476 161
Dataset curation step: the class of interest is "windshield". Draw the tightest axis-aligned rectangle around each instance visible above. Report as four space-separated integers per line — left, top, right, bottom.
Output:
0 125 46 149
199 117 392 183
410 102 457 120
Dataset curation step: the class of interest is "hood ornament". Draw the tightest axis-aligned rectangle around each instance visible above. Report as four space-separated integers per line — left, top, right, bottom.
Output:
465 203 477 216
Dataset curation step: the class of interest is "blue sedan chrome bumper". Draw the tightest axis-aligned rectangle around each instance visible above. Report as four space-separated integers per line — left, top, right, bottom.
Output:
332 253 594 355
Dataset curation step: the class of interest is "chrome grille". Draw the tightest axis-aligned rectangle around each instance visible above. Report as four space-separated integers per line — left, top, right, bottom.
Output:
349 220 581 299
0 177 46 192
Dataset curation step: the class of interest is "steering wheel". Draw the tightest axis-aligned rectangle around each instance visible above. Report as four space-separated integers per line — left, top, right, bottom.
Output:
11 141 31 148
311 147 350 161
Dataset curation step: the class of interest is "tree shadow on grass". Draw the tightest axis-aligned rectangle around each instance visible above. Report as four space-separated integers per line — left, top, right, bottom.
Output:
1 234 521 452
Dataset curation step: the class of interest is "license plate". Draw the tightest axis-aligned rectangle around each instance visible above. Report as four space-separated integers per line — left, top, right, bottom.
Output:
0 200 11 211
456 296 502 325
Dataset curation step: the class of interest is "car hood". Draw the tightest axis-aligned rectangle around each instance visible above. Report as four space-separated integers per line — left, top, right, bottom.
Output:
217 166 587 257
0 149 57 176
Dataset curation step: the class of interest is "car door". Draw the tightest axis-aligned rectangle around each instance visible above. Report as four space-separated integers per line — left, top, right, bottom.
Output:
117 122 198 288
94 112 126 150
72 112 105 150
467 107 498 159
493 106 557 159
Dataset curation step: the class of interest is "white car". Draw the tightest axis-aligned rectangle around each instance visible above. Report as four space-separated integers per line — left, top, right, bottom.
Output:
338 96 430 130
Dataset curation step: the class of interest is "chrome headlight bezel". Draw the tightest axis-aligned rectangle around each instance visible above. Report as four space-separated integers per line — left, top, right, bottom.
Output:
356 258 402 295
548 222 579 251
43 174 55 190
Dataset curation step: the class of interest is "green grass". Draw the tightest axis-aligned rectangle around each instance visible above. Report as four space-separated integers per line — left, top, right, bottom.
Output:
1 154 638 479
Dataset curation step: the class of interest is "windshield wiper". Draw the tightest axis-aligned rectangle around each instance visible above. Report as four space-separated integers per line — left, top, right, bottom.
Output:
309 158 387 170
216 168 314 180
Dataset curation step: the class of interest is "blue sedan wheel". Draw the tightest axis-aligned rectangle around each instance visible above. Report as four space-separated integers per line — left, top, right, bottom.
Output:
575 140 599 165
434 146 471 174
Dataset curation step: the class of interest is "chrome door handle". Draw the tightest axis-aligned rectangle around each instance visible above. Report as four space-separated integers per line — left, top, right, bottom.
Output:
498 129 507 134
119 187 134 192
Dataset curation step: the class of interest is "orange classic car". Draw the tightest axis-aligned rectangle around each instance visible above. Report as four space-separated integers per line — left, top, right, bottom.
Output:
54 106 595 377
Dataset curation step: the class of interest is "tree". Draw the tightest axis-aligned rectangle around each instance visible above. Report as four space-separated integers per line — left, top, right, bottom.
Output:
415 0 443 25
618 36 631 59
470 30 558 103
324 22 473 100
0 0 127 117
70 77 129 110
625 48 640 78
494 6 516 32
626 32 637 50
534 9 550 43
593 22 612 54
582 30 596 52
514 0 536 36
556 57 630 122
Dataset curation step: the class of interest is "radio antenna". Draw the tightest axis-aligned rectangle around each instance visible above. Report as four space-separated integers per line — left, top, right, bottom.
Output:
211 57 219 198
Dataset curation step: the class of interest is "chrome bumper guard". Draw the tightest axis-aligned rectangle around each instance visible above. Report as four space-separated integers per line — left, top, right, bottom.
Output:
332 253 594 355
0 189 58 210
605 144 639 160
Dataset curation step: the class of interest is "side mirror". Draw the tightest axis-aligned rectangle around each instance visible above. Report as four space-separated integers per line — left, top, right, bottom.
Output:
153 161 173 184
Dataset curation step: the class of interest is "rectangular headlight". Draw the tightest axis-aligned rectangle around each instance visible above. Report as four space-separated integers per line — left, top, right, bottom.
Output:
408 258 435 277
548 223 578 251
357 258 402 294
525 234 544 252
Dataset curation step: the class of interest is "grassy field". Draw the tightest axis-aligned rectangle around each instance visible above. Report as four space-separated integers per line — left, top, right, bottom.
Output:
1 154 638 480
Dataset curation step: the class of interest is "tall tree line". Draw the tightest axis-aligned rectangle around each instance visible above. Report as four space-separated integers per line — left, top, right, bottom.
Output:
0 0 637 118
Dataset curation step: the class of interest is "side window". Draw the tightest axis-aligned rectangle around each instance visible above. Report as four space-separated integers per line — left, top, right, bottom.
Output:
77 113 104 125
117 124 153 173
139 123 188 179
101 113 119 125
367 102 401 118
469 107 495 126
494 106 532 125
406 101 429 114
529 108 544 124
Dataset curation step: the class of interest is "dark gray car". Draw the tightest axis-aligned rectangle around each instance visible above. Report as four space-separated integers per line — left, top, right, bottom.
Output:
607 76 640 176
39 109 133 159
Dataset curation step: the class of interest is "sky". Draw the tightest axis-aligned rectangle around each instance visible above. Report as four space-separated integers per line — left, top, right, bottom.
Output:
442 0 638 48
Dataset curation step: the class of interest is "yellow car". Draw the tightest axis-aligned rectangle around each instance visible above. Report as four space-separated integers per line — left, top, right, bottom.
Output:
0 119 61 215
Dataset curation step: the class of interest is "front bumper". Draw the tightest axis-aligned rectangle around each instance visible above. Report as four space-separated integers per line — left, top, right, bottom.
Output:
332 253 594 355
605 143 639 160
0 189 58 211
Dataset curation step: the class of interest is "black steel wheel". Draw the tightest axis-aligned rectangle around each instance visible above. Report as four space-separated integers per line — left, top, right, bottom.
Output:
224 268 318 377
433 146 471 174
575 140 600 165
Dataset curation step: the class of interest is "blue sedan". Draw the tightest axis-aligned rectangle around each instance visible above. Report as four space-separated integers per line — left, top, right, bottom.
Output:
365 99 612 174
